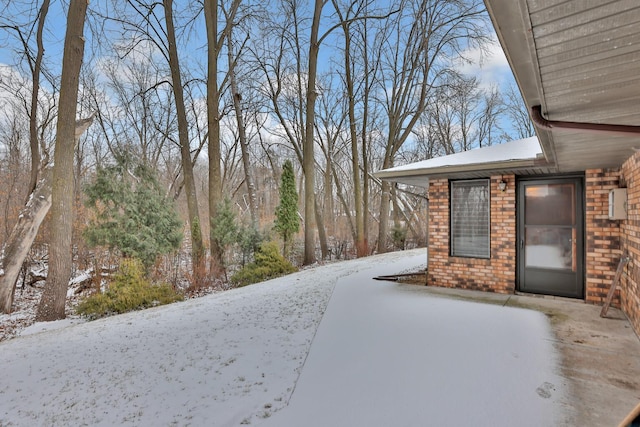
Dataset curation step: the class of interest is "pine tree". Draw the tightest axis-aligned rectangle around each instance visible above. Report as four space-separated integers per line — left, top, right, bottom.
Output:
211 197 239 277
83 155 183 270
274 160 300 256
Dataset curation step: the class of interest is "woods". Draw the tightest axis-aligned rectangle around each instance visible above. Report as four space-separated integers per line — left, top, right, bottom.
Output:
0 0 532 319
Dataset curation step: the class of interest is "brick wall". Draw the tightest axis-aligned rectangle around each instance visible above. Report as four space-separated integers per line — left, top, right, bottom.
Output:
584 169 622 306
620 155 640 336
427 169 640 338
427 175 516 293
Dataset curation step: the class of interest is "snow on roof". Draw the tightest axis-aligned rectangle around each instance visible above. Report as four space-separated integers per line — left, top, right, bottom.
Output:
384 136 541 173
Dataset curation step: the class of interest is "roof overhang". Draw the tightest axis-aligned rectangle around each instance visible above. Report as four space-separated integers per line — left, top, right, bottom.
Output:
375 137 554 187
484 0 640 172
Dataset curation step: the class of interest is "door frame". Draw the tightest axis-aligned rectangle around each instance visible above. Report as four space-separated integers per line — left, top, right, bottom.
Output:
516 175 585 299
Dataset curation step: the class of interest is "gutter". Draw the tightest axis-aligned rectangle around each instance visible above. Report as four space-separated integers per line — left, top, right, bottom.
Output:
531 105 640 135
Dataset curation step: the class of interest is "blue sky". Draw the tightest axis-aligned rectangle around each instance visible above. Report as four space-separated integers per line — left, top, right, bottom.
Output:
0 1 516 89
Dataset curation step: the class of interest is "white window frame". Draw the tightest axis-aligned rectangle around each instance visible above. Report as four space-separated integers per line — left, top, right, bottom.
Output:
450 179 490 258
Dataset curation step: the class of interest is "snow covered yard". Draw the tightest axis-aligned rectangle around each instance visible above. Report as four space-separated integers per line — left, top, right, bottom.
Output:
0 249 567 426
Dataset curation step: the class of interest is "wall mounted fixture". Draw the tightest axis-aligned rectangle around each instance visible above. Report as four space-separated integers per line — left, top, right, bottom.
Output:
498 180 507 192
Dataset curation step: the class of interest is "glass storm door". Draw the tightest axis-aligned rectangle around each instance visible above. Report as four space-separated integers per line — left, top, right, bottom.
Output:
518 178 584 298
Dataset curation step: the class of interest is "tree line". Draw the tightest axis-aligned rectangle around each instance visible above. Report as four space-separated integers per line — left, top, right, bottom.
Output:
0 0 533 321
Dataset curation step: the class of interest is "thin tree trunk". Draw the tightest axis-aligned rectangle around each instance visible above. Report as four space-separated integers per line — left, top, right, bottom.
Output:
314 195 329 260
26 0 50 199
378 179 391 253
377 131 395 254
36 0 88 321
227 32 258 229
361 20 371 256
341 21 365 258
163 0 205 279
331 163 356 242
362 131 370 255
323 159 333 235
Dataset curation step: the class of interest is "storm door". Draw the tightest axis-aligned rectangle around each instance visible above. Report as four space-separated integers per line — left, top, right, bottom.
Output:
517 178 584 298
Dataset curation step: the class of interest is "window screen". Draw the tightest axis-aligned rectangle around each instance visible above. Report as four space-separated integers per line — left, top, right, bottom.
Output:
450 179 490 258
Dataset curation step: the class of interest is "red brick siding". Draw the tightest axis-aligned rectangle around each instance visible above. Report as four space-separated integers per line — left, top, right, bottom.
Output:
427 168 640 338
584 169 622 306
620 155 640 336
427 176 516 293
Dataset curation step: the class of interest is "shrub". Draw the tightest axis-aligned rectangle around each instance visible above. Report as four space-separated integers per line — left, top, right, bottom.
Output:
391 224 408 250
76 258 183 319
83 155 183 270
231 241 297 287
238 224 264 266
210 197 239 277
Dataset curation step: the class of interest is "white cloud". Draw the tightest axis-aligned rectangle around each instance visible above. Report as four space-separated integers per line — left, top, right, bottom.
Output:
456 38 513 90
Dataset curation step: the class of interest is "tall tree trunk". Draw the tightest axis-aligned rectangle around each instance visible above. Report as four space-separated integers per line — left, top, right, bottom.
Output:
331 163 356 242
163 0 205 279
377 127 396 254
378 179 391 253
391 185 403 248
26 0 50 199
204 0 240 276
227 31 258 229
204 0 223 276
302 0 325 266
314 195 329 260
340 20 365 258
323 157 333 235
36 0 88 321
362 128 370 255
361 19 371 256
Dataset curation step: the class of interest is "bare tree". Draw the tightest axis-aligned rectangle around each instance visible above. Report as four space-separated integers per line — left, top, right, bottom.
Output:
163 0 206 278
27 0 50 197
375 0 489 253
475 84 505 147
204 0 241 276
298 0 327 265
503 82 535 140
36 0 88 321
98 53 175 167
227 22 259 229
0 1 54 198
332 0 376 257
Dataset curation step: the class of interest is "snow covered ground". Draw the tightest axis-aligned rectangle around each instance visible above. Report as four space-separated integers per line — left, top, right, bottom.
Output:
0 249 567 426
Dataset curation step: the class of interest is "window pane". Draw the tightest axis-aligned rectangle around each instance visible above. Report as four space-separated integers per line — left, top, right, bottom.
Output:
450 180 490 258
525 184 575 226
525 227 573 269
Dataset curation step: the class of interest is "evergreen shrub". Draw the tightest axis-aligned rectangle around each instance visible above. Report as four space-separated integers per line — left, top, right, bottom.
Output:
391 224 408 250
274 160 299 256
76 258 183 319
83 155 183 269
230 241 297 287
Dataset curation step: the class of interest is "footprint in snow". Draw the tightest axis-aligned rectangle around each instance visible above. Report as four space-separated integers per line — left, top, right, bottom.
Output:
536 382 555 399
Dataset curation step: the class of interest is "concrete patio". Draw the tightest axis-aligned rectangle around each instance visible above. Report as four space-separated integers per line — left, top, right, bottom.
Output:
401 284 640 426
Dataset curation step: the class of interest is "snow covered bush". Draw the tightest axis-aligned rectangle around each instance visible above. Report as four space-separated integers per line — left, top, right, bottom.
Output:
230 241 297 287
76 259 183 319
